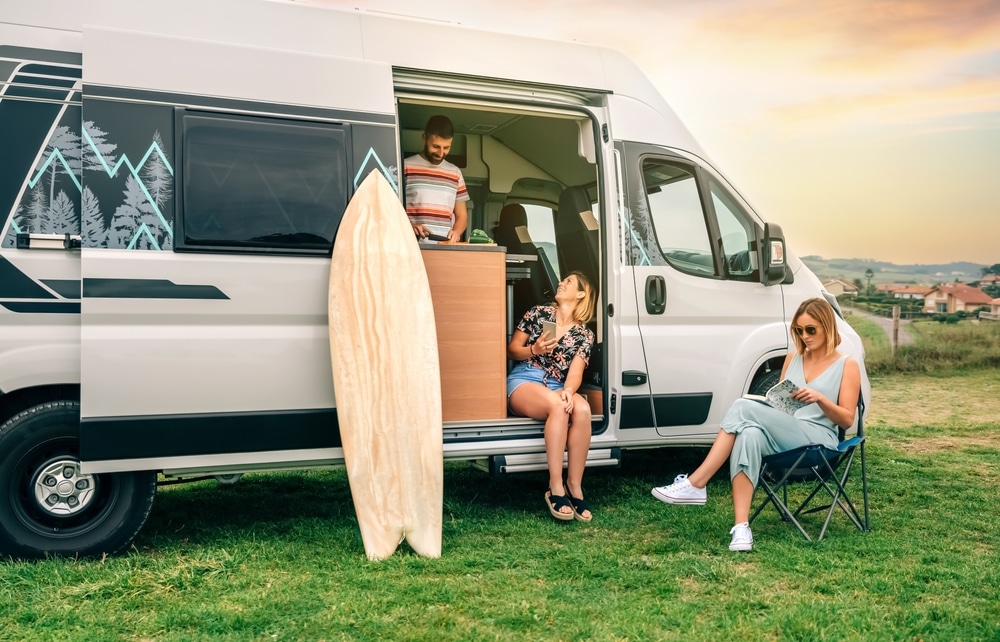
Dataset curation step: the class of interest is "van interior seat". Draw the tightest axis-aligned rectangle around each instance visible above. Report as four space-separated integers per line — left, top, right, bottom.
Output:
555 186 600 291
495 203 529 253
497 203 557 316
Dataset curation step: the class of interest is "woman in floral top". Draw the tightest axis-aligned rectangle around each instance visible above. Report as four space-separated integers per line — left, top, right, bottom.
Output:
507 271 597 522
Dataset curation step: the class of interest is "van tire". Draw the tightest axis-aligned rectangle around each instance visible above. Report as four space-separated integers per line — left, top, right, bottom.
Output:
748 367 782 396
0 401 156 560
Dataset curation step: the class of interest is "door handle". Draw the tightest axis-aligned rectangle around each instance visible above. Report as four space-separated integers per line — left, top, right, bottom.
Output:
645 275 665 314
16 233 81 250
622 370 647 386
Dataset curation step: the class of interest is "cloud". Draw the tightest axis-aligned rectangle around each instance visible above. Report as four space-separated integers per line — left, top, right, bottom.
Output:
689 0 1000 75
765 74 1000 129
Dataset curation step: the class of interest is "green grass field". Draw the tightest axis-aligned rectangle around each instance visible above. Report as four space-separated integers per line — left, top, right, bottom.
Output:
2 334 999 640
848 314 1000 375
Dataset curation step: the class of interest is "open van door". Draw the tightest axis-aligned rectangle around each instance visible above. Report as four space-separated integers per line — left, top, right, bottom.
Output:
617 143 788 438
78 27 399 472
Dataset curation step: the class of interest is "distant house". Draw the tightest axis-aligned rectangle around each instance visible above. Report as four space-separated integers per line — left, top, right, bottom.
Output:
981 298 1000 321
877 283 927 295
892 285 933 300
979 275 1000 285
923 283 994 314
822 278 858 296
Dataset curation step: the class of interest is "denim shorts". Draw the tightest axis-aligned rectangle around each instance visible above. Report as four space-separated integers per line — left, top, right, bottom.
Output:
506 361 563 397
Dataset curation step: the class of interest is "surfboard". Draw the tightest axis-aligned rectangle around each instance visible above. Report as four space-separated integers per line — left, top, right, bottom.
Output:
327 170 443 560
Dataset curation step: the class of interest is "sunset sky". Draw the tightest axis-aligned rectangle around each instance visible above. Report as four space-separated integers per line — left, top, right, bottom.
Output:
316 0 1000 266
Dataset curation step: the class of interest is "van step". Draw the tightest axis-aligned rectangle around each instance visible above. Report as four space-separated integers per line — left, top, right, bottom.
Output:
472 448 621 479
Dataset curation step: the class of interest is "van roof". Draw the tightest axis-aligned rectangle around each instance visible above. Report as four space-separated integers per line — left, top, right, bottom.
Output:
4 0 704 154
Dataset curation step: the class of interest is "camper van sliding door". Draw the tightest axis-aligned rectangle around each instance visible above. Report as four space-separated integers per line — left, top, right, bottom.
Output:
77 27 398 473
618 143 786 437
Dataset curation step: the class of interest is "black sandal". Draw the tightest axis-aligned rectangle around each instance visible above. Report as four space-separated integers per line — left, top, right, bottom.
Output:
568 494 593 522
544 490 575 521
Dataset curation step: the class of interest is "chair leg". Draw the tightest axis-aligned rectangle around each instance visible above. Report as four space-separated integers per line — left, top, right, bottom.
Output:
796 450 866 540
860 440 870 532
752 442 871 542
751 452 814 541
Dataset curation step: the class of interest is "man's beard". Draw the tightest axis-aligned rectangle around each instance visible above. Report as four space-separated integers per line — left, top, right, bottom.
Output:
423 149 445 164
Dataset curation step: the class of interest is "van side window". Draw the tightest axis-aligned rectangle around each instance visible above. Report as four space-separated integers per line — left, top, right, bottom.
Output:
641 160 718 277
709 178 759 281
177 112 349 254
522 204 560 281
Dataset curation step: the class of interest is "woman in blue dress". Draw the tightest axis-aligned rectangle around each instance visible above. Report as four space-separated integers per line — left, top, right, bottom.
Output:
651 297 861 551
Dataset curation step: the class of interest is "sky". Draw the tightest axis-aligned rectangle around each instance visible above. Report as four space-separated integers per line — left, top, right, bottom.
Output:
312 0 1000 266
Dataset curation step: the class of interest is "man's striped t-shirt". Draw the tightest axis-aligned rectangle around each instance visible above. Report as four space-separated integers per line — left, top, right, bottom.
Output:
403 154 470 234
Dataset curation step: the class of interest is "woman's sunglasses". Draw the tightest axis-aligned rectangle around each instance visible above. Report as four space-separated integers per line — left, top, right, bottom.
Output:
794 325 818 336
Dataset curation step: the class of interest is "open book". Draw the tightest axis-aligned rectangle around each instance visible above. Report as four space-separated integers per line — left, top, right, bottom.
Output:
743 378 808 415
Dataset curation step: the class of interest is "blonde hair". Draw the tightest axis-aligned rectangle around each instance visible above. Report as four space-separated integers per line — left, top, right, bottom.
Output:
791 297 840 355
569 271 597 325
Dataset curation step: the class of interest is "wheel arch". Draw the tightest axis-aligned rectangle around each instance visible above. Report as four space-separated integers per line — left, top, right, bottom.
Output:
0 384 80 426
746 354 786 396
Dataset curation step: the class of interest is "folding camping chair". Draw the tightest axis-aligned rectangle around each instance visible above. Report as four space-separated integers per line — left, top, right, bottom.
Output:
749 394 870 541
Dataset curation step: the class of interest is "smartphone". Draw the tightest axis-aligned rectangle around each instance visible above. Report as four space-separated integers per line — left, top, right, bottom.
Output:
541 320 557 340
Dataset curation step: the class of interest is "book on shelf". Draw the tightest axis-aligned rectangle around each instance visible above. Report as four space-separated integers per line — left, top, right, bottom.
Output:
743 378 808 415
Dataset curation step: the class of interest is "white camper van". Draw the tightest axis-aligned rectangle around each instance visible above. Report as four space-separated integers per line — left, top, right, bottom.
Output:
0 0 867 558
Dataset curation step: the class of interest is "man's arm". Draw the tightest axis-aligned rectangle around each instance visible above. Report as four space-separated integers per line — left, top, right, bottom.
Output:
448 200 468 242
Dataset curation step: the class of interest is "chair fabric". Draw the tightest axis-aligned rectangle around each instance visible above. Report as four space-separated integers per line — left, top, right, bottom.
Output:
749 395 870 541
496 204 557 317
495 203 529 254
555 186 600 289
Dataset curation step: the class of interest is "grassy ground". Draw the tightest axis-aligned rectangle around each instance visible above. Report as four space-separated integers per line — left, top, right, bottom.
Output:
2 371 998 641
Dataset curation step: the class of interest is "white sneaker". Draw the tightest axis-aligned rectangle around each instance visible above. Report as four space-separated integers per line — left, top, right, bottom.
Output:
651 474 707 505
729 522 753 551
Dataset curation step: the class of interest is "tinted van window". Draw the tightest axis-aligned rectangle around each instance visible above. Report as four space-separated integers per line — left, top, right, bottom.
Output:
178 112 349 253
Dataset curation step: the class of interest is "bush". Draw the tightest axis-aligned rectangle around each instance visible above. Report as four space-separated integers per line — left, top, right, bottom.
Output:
945 314 960 324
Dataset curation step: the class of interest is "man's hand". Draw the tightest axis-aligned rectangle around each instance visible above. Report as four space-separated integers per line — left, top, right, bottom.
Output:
412 223 430 239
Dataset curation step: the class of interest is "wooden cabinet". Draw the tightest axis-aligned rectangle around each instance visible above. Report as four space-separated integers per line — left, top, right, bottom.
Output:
421 246 507 422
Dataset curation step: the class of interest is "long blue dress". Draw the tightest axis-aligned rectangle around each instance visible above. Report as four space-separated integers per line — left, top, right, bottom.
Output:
722 353 846 485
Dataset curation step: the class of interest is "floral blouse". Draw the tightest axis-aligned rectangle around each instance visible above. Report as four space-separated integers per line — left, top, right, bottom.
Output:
516 305 594 384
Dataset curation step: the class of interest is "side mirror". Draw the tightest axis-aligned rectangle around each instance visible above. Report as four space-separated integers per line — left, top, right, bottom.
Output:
762 223 786 286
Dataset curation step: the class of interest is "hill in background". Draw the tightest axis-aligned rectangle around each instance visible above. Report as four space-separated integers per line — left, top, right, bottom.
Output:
801 256 987 285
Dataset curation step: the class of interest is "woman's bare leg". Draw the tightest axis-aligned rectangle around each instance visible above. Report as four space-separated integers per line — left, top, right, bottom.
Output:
731 471 754 524
687 429 737 488
564 395 592 518
509 383 572 517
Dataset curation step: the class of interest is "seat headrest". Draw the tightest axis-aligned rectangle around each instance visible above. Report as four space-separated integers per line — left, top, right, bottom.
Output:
498 203 528 228
556 186 591 228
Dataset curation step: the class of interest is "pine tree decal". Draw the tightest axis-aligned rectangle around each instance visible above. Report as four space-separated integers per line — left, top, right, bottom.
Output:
49 190 77 234
138 130 173 250
108 175 155 249
26 188 49 235
80 186 106 248
39 125 82 225
81 120 119 246
82 121 118 175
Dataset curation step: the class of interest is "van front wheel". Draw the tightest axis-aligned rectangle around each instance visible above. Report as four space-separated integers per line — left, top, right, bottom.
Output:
0 401 156 560
748 367 782 396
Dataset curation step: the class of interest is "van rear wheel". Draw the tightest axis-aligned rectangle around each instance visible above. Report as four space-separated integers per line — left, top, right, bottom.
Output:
0 401 156 560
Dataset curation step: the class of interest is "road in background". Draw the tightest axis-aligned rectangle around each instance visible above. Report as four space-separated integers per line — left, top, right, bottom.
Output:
843 305 914 346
